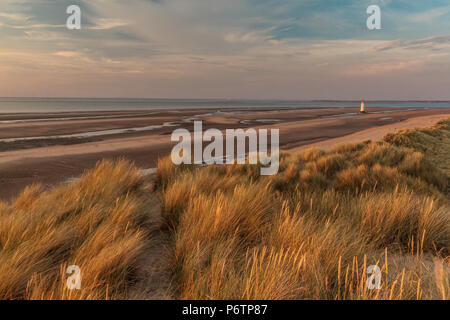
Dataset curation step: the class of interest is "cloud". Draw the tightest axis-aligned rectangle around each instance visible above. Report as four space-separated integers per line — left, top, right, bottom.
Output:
0 12 30 20
345 59 425 76
5 23 65 29
88 18 131 30
224 29 275 44
54 51 81 58
374 35 450 52
408 6 450 22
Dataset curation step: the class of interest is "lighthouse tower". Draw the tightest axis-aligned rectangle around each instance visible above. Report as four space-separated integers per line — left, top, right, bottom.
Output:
360 100 366 113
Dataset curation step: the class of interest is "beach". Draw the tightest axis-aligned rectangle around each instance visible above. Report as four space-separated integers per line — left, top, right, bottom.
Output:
1 106 449 201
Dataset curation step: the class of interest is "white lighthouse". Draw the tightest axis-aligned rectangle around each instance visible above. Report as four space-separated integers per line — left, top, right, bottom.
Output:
360 100 366 113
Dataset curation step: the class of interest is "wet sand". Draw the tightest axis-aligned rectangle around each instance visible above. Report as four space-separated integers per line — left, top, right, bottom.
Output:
0 107 449 201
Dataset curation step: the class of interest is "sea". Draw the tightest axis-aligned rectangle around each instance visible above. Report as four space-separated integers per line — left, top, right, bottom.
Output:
0 98 449 114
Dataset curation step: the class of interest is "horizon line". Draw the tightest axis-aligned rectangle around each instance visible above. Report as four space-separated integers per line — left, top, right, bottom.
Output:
1 97 450 103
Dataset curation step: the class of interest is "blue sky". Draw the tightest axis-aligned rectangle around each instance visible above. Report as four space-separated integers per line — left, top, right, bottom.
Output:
0 0 449 99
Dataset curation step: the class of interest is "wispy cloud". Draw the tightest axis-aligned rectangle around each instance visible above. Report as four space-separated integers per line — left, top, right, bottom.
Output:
345 60 425 76
374 36 450 52
88 18 131 30
224 29 276 44
0 12 30 20
408 6 450 22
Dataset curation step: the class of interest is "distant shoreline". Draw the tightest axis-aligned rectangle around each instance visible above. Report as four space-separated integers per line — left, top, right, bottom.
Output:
1 97 450 102
1 98 450 114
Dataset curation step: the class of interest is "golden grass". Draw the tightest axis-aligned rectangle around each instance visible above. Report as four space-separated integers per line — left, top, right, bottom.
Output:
158 118 450 300
384 118 450 177
1 118 448 300
0 159 154 300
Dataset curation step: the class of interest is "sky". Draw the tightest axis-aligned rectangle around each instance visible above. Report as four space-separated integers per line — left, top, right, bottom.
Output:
0 0 449 100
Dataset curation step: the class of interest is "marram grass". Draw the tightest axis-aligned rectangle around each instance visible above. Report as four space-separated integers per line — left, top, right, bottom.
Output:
0 159 154 299
0 118 448 300
158 118 449 300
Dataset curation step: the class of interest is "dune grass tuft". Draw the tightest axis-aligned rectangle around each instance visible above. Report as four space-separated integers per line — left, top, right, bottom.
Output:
0 159 155 300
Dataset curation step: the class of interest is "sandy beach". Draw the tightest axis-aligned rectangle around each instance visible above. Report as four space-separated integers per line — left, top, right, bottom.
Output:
0 106 449 200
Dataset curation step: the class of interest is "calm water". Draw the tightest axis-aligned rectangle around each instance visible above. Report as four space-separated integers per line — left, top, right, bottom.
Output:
0 98 449 114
